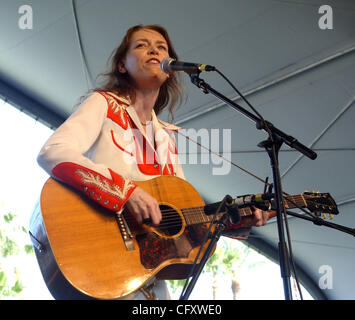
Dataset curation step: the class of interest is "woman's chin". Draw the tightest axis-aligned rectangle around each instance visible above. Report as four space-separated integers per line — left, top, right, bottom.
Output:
137 73 168 89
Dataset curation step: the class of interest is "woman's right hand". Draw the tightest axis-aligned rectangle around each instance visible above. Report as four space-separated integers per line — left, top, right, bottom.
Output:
125 186 162 225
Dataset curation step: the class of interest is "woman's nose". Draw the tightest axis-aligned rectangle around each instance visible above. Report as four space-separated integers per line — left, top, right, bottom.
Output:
148 45 159 55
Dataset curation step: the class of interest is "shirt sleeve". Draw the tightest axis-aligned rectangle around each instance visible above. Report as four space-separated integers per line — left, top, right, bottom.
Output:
37 92 137 212
222 221 252 240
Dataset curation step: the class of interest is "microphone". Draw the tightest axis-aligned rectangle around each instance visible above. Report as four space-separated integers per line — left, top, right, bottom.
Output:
160 58 215 74
234 193 273 209
204 193 273 216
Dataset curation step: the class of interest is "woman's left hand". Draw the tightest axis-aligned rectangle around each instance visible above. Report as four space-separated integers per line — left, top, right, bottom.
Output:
241 206 275 227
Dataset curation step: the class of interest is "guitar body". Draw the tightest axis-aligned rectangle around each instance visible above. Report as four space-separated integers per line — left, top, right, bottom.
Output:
30 175 212 300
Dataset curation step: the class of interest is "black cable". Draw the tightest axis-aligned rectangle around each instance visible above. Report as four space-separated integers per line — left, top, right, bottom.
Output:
214 69 265 121
215 68 275 142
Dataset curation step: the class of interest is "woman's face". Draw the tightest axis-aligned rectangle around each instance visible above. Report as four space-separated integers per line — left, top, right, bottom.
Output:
119 28 170 90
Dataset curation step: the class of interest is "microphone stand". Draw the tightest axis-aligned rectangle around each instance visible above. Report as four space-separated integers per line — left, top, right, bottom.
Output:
188 72 318 300
179 195 240 300
285 210 355 237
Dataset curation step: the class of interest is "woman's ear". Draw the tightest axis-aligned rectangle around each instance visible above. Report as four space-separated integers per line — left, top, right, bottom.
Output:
118 61 126 73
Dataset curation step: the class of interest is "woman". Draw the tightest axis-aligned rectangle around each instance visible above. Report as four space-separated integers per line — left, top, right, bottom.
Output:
37 25 270 300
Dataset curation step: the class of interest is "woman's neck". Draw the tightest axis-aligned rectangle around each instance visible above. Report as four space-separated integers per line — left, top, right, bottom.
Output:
132 88 159 123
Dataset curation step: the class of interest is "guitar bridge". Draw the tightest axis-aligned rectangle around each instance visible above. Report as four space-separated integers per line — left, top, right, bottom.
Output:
115 212 134 251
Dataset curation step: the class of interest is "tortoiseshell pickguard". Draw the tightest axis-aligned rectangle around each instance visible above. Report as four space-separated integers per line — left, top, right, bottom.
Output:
136 224 209 269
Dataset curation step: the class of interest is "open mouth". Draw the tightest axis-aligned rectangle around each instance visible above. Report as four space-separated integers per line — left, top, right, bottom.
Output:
146 58 160 64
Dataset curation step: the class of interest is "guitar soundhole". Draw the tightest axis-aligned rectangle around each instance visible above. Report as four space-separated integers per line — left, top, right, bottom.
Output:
156 205 183 236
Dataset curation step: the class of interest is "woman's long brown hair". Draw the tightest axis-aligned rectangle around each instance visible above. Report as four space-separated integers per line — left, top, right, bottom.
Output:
95 24 185 121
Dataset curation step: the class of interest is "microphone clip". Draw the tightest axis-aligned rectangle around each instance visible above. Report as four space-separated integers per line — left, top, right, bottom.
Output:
189 73 210 94
225 195 241 225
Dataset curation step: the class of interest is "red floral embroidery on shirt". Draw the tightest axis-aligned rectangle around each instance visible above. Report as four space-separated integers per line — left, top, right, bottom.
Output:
52 162 137 212
97 91 131 129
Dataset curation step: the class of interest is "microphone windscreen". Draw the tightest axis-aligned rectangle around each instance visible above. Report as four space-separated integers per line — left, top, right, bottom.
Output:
160 58 174 73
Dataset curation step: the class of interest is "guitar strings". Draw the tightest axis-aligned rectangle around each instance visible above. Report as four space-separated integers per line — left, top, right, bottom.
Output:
121 194 313 231
122 206 251 225
122 206 252 231
122 208 213 230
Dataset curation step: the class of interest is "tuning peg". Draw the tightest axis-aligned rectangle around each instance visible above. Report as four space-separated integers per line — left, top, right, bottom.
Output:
304 189 308 193
329 214 333 220
322 213 327 219
312 190 315 193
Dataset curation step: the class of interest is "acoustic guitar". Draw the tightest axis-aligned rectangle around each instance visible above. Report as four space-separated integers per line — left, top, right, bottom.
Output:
29 175 338 299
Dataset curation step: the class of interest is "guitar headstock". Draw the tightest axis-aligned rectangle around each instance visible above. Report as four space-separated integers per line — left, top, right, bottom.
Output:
303 191 339 218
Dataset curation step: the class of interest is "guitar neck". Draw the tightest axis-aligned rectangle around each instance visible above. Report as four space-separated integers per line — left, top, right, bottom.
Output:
282 194 307 210
181 205 254 226
181 194 307 226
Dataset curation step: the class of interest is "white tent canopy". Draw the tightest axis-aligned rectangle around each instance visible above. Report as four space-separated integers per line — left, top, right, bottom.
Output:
1 0 354 299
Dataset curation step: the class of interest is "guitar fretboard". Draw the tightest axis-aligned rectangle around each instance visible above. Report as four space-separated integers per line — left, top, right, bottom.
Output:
180 194 307 226
181 205 253 226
